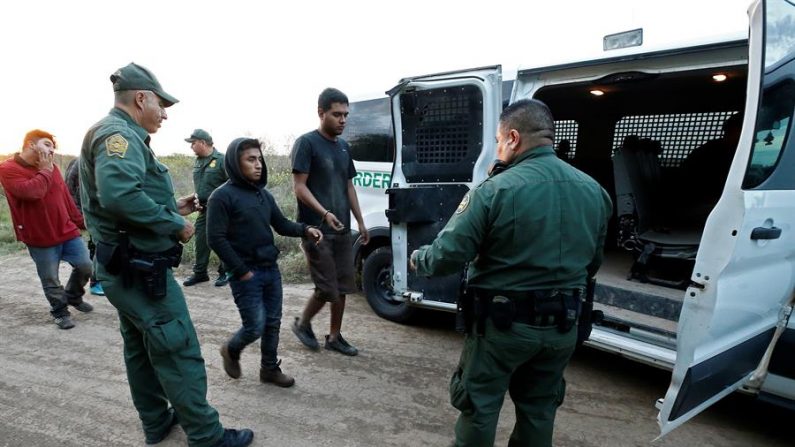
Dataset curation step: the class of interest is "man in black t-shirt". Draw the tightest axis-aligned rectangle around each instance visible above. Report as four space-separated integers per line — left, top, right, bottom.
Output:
290 88 369 356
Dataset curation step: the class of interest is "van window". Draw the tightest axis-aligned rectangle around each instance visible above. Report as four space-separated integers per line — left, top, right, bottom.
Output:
344 97 395 163
743 0 795 189
743 81 793 188
399 85 483 182
554 120 578 159
612 111 738 167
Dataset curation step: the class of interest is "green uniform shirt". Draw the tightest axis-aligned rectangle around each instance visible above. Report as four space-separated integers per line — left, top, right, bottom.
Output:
79 107 185 253
193 148 227 205
415 146 613 291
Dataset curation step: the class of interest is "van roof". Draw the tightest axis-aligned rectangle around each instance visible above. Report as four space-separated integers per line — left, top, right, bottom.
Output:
518 32 748 76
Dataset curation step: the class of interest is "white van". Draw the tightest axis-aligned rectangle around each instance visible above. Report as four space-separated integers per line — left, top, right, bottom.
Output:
355 0 795 436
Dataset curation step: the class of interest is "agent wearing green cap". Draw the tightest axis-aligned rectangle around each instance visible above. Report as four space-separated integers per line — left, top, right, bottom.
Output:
183 129 228 288
410 99 612 447
79 62 253 447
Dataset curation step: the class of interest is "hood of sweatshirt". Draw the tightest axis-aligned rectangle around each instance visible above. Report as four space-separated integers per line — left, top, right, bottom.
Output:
223 137 268 189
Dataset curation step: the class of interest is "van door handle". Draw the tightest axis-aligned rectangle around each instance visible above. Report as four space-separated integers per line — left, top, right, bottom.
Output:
750 226 782 240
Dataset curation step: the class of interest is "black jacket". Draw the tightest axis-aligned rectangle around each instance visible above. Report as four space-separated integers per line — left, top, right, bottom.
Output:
207 138 306 279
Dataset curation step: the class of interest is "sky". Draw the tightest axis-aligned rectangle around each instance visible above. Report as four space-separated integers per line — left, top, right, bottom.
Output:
0 0 752 156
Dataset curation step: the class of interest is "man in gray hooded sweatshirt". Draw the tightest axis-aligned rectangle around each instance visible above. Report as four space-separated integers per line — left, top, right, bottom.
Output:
207 137 322 387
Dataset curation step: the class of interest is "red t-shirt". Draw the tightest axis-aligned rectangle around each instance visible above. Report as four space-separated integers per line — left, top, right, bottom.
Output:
0 154 84 247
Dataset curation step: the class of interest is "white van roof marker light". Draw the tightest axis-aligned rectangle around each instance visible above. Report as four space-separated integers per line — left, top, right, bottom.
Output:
604 28 643 51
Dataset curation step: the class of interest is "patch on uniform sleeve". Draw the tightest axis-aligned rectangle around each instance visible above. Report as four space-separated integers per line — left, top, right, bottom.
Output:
209 159 217 168
105 134 129 158
455 192 471 214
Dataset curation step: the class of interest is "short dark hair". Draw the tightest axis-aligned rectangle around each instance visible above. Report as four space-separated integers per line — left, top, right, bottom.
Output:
499 99 555 141
239 138 261 152
114 89 137 105
318 88 349 111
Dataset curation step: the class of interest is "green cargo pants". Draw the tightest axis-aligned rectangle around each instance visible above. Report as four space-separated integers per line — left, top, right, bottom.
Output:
98 263 224 447
193 212 224 276
451 319 576 447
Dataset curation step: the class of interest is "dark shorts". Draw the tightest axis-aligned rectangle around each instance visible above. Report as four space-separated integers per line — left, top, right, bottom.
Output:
301 233 356 302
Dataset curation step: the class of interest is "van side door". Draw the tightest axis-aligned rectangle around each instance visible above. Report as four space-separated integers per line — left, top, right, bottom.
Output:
386 67 502 307
658 0 795 435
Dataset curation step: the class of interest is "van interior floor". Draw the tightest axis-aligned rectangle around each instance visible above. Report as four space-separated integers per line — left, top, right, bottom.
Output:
592 249 685 338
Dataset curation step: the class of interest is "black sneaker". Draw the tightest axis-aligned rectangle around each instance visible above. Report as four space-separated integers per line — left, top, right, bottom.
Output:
214 274 229 287
324 334 358 356
71 301 94 313
291 317 319 351
183 274 210 286
220 343 241 379
54 315 75 330
145 408 178 445
214 428 254 447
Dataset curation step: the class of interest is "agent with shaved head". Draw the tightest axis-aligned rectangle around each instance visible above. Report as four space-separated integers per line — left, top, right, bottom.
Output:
410 99 613 446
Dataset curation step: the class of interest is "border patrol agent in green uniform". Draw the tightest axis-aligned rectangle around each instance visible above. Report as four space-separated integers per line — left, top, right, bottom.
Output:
79 62 253 447
410 99 612 447
183 129 228 287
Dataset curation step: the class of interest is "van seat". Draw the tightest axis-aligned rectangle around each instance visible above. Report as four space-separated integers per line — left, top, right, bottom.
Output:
613 135 662 235
612 136 700 288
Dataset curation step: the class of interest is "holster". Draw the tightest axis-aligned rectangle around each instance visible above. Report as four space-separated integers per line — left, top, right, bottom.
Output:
128 244 183 300
456 277 475 335
576 277 603 347
96 229 183 300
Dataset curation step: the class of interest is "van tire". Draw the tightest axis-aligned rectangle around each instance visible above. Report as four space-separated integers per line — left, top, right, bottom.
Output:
362 247 416 323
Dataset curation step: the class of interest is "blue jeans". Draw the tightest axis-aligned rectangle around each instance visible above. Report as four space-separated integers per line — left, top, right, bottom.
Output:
27 236 92 318
227 265 283 369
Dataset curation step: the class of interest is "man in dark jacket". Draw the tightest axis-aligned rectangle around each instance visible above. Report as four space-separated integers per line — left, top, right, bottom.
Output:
183 129 229 287
64 157 103 296
207 137 322 387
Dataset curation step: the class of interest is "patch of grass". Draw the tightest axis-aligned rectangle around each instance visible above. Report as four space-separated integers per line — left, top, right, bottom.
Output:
0 200 24 256
0 150 310 283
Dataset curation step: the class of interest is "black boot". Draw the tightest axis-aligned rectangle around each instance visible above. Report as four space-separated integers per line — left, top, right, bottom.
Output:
183 273 210 286
214 428 254 447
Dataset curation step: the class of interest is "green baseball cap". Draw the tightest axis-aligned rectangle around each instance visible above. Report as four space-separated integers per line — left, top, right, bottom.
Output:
110 62 179 107
185 129 213 144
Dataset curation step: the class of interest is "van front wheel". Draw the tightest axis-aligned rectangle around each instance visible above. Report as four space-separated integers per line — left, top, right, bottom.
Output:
362 247 416 323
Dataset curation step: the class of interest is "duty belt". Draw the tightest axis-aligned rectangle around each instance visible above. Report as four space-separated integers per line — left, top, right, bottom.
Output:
471 288 582 332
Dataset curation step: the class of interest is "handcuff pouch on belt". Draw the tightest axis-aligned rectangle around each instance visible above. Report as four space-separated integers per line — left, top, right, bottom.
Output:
95 230 130 277
489 296 515 331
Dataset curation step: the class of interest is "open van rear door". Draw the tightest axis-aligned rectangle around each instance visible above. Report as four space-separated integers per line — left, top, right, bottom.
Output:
658 0 795 436
385 67 502 310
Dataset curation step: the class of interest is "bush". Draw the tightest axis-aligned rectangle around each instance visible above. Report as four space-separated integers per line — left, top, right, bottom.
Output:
0 150 311 283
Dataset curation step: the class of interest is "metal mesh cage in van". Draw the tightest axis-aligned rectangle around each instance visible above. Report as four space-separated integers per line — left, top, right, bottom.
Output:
613 111 738 167
554 120 578 159
399 85 483 183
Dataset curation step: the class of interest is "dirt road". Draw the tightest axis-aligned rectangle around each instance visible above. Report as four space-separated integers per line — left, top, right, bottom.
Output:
0 252 791 446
